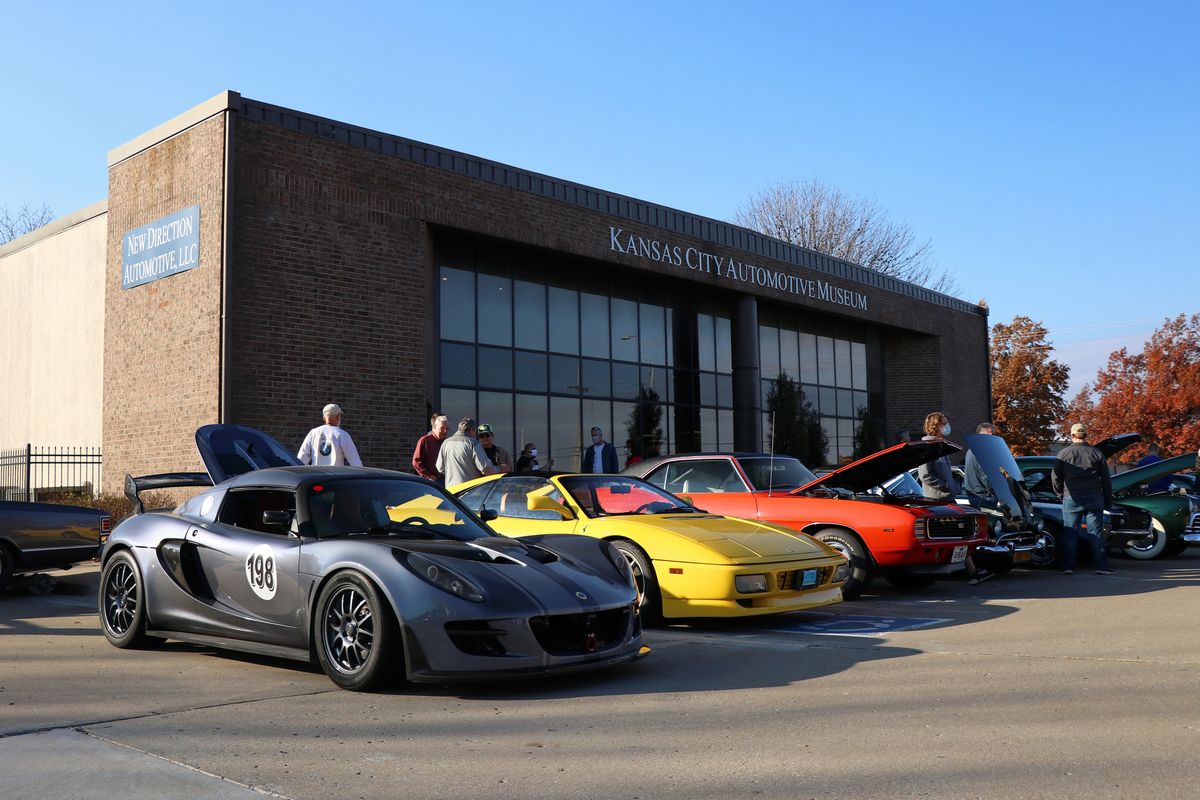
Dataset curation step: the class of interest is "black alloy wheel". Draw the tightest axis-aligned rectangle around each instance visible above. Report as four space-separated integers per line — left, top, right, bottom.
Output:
99 550 158 648
314 571 399 691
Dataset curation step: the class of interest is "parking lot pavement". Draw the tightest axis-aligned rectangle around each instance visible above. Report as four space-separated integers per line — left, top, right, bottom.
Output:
3 553 1200 800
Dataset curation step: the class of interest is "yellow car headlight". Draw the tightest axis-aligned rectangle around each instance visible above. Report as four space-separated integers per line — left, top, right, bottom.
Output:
735 574 769 594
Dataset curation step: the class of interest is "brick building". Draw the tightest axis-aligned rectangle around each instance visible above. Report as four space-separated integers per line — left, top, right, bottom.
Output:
3 91 991 493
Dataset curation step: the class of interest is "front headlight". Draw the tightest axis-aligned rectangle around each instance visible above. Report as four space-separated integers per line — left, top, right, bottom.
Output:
405 553 485 602
605 542 637 589
735 574 769 594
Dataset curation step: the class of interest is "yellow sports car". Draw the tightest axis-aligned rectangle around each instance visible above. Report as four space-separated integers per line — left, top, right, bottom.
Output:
451 472 847 621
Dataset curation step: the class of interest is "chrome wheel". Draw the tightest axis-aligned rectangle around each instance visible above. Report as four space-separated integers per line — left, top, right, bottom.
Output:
611 539 661 622
322 585 376 675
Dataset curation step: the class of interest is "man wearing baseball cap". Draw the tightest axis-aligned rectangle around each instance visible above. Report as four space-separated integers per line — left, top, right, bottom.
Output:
1051 422 1114 575
297 403 363 467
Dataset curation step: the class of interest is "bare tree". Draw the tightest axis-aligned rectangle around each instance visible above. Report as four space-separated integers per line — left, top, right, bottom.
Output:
734 179 958 294
0 203 55 245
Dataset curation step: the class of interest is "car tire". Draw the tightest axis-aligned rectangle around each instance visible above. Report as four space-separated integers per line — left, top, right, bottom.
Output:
0 542 16 592
611 538 662 624
1030 526 1058 569
314 571 400 691
99 550 158 648
882 569 935 590
1164 539 1188 557
1122 519 1169 560
814 529 872 600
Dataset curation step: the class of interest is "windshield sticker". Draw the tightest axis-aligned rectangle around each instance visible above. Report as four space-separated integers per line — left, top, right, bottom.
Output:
245 544 277 600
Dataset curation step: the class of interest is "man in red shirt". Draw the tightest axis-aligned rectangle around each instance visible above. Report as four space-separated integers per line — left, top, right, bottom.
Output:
412 412 449 483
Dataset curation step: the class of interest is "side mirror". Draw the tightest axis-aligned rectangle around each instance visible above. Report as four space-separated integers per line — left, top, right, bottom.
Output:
262 510 292 528
527 495 574 520
479 509 499 522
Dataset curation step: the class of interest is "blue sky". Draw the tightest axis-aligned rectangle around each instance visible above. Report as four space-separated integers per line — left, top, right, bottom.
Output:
3 1 1195 395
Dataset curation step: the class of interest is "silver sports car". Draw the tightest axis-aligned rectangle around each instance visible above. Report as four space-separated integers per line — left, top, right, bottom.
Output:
99 424 646 690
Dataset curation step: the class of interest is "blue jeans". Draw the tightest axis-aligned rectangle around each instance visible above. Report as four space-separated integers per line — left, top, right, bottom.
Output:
1061 496 1111 571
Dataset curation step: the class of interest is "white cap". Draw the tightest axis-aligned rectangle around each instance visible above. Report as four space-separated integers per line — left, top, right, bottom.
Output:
323 403 343 418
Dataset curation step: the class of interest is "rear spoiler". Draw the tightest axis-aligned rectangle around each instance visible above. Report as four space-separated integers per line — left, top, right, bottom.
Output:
124 472 213 515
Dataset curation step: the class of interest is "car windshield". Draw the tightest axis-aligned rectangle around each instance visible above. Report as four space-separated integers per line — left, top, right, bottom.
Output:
305 479 490 540
878 470 924 497
739 457 818 491
558 476 696 519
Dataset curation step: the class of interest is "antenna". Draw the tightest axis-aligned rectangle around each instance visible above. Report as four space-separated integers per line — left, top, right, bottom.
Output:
768 410 776 495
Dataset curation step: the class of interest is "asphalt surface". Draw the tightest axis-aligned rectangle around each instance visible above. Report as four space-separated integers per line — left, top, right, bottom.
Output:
3 553 1199 800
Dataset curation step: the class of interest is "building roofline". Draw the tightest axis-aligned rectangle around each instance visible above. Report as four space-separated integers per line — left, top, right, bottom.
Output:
0 199 108 259
107 90 241 167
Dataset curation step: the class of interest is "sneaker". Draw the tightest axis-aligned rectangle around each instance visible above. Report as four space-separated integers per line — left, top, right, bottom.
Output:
969 570 994 586
1061 569 1074 575
1095 569 1116 576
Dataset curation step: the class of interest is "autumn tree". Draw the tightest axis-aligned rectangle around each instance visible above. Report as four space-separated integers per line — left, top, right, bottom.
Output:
765 375 827 466
1065 314 1200 459
0 203 54 244
733 178 958 293
990 315 1070 455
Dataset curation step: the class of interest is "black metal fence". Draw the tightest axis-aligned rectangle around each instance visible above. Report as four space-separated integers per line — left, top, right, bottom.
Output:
0 445 102 501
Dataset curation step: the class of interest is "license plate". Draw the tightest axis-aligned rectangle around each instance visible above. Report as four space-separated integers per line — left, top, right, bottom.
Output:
801 569 817 589
951 546 968 564
1013 550 1032 563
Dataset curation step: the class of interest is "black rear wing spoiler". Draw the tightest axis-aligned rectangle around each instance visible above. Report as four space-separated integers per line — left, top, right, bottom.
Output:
124 472 213 515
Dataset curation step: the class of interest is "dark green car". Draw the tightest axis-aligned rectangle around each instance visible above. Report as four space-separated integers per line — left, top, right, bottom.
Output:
1017 436 1200 560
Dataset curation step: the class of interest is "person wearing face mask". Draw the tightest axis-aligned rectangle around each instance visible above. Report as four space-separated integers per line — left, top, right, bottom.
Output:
515 443 551 472
581 426 619 473
918 411 992 585
624 438 643 468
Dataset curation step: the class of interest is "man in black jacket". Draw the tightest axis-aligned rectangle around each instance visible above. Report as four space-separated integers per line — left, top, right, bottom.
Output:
1052 423 1115 575
581 427 619 473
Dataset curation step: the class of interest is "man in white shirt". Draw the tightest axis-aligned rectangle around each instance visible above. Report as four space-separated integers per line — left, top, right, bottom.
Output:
297 403 363 467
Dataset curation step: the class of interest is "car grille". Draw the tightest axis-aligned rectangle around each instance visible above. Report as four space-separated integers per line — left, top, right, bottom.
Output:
529 607 632 657
1186 513 1200 534
927 515 979 539
775 566 835 591
1112 505 1152 530
445 621 510 657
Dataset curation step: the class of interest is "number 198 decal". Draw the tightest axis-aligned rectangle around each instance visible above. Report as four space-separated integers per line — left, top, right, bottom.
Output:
246 544 278 600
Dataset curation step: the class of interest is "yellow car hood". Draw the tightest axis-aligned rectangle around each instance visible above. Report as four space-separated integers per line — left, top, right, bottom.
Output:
616 514 830 562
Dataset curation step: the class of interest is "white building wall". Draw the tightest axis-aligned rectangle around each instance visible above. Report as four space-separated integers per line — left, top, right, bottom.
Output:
0 203 107 451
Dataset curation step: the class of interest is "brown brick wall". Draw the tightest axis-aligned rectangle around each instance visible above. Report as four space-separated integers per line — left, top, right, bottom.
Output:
224 115 990 468
102 115 227 493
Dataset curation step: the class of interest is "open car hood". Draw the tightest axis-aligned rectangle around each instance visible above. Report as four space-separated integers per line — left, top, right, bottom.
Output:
1111 453 1196 492
963 433 1034 523
195 424 302 484
1096 433 1141 460
794 440 960 494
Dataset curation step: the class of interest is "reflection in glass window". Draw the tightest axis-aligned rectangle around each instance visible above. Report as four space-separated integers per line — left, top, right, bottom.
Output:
442 342 476 387
514 351 547 393
851 342 867 390
478 391 514 456
641 365 669 403
699 373 717 406
639 304 666 365
514 394 548 461
837 389 854 418
697 313 715 371
718 409 735 451
549 355 581 395
717 375 733 409
582 399 612 449
700 407 717 452
550 396 582 472
477 273 512 347
441 387 476 422
760 325 780 379
780 329 799 379
581 359 611 397
612 401 636 450
817 336 835 385
581 293 610 359
835 339 852 388
548 287 579 354
819 387 836 416
715 317 732 373
440 267 475 342
612 362 640 399
477 346 513 390
799 333 818 383
853 391 869 415
611 298 639 362
514 280 547 351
